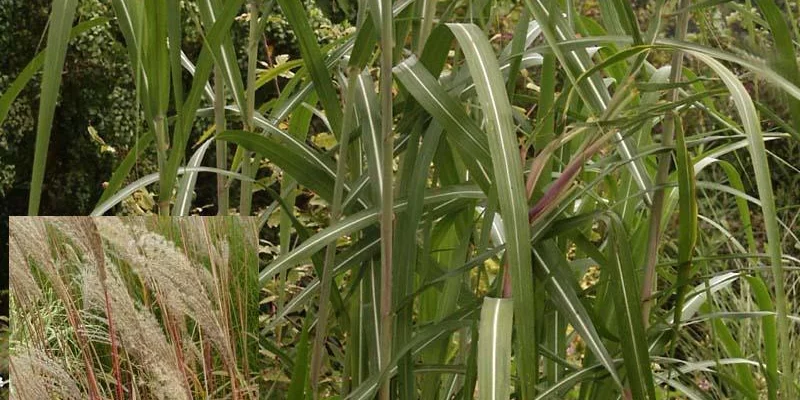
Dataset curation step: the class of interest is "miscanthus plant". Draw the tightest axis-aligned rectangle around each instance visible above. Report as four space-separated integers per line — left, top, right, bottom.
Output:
8 217 260 399
3 0 800 399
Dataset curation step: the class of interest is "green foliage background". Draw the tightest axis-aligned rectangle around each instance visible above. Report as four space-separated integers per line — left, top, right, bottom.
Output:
1 0 144 214
0 0 348 215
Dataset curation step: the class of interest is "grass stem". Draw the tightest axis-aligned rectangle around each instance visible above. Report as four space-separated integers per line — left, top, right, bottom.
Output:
378 0 394 398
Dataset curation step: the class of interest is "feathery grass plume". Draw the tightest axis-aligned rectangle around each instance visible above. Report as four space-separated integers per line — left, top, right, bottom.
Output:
9 217 103 399
10 347 81 400
81 259 189 400
95 218 236 374
9 216 260 399
47 217 125 398
9 218 79 312
8 234 43 312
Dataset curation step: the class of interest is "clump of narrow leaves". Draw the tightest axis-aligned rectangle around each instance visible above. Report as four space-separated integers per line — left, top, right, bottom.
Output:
5 0 800 399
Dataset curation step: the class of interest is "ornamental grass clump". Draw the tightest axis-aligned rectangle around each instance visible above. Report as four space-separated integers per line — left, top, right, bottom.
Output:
3 0 800 399
8 216 260 399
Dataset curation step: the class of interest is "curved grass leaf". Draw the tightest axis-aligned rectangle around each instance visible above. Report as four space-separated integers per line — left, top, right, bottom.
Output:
393 56 493 191
266 238 381 331
608 215 656 399
276 0 343 136
90 166 253 216
28 0 80 215
216 130 338 201
477 297 513 400
354 71 384 203
173 138 215 216
445 22 538 398
690 52 792 397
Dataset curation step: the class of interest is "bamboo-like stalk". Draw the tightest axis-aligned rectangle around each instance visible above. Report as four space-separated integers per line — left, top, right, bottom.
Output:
154 116 171 215
215 67 229 216
378 0 394 398
239 1 260 215
310 70 359 398
640 0 690 326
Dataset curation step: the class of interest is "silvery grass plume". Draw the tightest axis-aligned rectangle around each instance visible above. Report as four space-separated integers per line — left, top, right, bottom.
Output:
7 218 69 305
10 347 80 400
81 260 189 400
95 218 237 376
9 217 103 398
8 233 42 312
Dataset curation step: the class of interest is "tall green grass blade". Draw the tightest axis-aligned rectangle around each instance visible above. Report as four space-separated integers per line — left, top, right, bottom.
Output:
142 0 172 214
310 70 358 395
196 0 246 112
745 275 779 400
393 57 493 191
276 0 343 137
446 22 538 398
608 216 656 399
354 72 384 203
710 160 755 250
691 52 793 398
28 0 79 215
670 114 698 334
214 68 229 215
239 0 261 215
505 8 530 96
288 318 312 400
166 0 183 110
542 306 566 387
477 297 513 400
752 0 800 133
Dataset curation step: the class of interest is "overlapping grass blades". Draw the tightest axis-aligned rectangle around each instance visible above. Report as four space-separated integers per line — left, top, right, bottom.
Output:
9 1 800 398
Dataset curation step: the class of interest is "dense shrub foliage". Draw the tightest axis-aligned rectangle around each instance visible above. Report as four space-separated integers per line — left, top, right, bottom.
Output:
0 0 144 214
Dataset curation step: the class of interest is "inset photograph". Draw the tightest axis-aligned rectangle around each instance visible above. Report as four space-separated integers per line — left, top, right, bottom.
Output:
8 217 260 399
